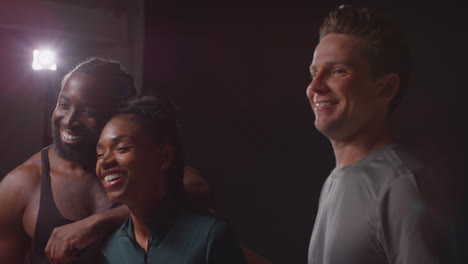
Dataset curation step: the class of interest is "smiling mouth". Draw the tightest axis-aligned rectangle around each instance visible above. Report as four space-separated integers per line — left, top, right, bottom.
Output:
62 130 78 140
104 173 124 183
315 101 338 107
314 101 339 111
101 172 127 190
61 129 83 143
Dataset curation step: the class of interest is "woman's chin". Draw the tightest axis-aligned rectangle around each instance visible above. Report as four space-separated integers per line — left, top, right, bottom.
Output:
107 191 126 204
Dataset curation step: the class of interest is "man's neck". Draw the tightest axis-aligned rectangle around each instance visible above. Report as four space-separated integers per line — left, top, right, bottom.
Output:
50 145 96 174
331 124 393 169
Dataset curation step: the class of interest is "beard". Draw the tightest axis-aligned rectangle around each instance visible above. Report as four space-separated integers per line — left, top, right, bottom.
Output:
51 120 98 164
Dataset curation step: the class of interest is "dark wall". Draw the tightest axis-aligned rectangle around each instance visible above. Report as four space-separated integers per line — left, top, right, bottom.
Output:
0 31 58 177
1 1 464 263
0 1 465 263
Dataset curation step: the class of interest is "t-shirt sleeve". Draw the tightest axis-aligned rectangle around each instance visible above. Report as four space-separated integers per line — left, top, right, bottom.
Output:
378 175 439 264
206 219 247 264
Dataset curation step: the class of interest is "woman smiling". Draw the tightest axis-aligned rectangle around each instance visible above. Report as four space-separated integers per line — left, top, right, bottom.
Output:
95 96 246 263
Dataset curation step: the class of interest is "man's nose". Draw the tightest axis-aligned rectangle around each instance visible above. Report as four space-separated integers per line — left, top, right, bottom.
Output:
63 109 80 127
310 71 329 95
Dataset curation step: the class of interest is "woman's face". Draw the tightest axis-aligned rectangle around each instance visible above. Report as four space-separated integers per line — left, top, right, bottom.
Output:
95 114 168 205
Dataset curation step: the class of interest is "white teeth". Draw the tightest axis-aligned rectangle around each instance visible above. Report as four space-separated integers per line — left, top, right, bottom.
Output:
62 131 78 141
315 102 336 107
104 173 124 183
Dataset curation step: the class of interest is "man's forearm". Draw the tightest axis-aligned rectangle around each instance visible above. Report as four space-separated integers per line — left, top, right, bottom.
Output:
45 204 131 261
88 205 130 236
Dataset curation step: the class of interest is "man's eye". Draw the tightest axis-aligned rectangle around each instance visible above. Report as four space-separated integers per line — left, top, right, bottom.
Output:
81 108 96 116
58 102 69 109
332 68 346 75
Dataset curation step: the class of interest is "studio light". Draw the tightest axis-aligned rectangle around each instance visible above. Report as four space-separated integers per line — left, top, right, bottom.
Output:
32 49 57 71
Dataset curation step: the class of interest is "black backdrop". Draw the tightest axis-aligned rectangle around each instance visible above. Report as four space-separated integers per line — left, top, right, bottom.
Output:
142 1 468 263
1 1 466 263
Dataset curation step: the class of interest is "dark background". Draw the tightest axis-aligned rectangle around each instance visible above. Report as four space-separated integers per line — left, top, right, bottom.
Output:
1 1 467 263
142 1 468 263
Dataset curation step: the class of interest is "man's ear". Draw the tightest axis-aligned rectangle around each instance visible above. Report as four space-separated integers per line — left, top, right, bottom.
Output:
378 72 400 103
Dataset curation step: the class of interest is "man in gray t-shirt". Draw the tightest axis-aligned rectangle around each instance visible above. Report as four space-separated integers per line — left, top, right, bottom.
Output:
305 5 438 264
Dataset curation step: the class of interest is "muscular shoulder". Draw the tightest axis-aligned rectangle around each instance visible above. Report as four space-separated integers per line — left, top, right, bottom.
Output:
0 152 43 261
0 151 42 204
0 151 42 241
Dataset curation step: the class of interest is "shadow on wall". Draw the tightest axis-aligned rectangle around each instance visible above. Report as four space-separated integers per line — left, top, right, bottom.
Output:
392 90 466 259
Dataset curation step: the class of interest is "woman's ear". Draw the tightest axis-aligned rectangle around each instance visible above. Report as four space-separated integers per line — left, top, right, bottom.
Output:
160 144 175 169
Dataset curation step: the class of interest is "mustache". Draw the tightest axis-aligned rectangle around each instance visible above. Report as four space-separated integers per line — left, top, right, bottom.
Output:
55 123 90 135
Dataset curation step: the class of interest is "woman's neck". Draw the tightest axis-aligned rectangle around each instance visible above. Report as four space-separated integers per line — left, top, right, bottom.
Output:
131 213 151 253
127 192 172 253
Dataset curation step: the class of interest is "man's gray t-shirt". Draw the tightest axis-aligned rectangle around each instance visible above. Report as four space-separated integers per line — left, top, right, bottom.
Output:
308 145 438 264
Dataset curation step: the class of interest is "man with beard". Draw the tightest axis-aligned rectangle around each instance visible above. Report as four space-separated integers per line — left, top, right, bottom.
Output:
0 58 136 263
307 5 439 264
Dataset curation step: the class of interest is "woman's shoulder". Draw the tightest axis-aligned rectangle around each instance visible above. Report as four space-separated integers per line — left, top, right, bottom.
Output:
176 207 231 231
